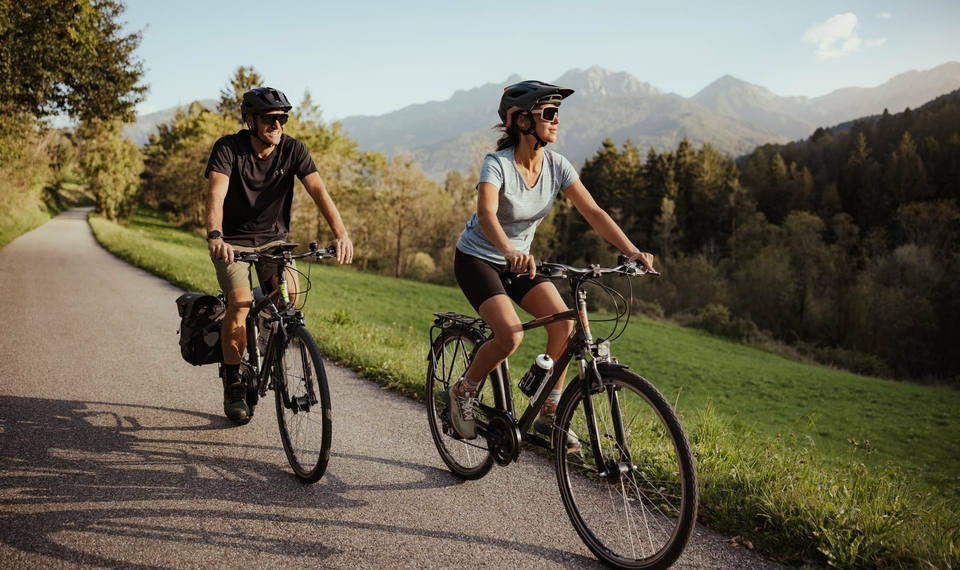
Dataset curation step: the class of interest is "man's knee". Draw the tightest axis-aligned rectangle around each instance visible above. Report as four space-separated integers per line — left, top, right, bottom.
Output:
225 289 253 320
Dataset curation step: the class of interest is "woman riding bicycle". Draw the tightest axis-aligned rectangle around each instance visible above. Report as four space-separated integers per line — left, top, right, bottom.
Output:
446 80 655 447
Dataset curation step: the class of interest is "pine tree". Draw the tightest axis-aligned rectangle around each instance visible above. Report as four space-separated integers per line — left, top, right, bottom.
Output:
217 66 264 125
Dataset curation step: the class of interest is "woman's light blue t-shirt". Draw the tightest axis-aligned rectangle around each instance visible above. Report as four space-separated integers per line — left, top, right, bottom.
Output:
456 147 579 264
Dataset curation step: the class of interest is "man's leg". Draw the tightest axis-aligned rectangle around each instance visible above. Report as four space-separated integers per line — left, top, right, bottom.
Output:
220 287 253 422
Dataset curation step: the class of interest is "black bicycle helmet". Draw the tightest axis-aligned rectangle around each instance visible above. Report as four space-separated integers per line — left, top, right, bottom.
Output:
240 87 293 118
498 80 574 127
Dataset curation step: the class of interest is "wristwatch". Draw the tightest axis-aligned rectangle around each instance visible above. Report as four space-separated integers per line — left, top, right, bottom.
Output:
207 230 223 241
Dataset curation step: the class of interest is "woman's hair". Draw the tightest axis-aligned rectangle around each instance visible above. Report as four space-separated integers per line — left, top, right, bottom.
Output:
493 121 522 151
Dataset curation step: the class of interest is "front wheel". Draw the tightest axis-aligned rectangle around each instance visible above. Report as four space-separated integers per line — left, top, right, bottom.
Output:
555 367 698 570
274 325 332 484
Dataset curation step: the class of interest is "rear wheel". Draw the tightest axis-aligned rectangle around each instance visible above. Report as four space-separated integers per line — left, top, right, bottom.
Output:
555 367 698 570
274 325 331 484
426 327 496 480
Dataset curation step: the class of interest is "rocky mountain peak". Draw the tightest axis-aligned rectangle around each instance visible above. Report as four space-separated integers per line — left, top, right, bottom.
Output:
554 66 662 100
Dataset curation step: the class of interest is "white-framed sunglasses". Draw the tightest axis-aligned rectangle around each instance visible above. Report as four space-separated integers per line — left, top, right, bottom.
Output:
530 107 559 121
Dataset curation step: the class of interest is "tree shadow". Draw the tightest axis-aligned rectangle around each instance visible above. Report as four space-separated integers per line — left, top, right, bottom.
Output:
0 396 599 568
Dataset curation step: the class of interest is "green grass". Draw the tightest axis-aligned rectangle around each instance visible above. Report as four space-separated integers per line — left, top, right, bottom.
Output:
0 205 50 249
90 208 960 570
0 180 94 249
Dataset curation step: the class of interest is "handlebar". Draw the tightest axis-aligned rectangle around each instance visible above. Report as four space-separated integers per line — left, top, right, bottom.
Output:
535 259 660 280
233 242 338 264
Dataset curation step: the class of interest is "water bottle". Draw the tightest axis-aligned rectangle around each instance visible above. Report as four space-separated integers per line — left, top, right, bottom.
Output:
518 354 554 397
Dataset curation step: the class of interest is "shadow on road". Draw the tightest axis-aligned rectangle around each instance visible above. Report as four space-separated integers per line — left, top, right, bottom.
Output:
0 395 599 568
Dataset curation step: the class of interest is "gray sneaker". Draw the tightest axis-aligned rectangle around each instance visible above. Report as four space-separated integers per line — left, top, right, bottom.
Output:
535 416 581 453
223 381 250 423
444 381 477 439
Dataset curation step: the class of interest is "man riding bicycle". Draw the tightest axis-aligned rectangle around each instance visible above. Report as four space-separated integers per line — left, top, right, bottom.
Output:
205 86 354 423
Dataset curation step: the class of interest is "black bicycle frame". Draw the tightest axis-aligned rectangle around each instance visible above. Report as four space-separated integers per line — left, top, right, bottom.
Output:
241 249 301 398
472 277 615 475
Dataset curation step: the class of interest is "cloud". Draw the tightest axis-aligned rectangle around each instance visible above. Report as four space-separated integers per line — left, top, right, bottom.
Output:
801 13 884 60
877 12 892 19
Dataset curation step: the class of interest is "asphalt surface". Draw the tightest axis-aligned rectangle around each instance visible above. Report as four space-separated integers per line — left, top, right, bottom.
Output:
0 210 792 569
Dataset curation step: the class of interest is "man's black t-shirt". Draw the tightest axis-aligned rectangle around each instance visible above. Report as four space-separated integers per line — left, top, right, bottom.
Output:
205 130 318 247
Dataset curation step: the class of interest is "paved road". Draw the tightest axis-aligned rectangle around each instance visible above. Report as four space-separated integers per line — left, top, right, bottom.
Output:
0 210 790 569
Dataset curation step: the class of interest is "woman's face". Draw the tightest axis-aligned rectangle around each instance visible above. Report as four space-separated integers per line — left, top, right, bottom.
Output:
531 103 560 144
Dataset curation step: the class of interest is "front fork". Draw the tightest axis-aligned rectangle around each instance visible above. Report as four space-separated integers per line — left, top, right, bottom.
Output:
572 285 632 478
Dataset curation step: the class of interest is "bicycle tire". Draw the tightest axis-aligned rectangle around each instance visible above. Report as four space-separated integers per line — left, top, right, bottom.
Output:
426 327 496 480
274 324 332 484
554 367 698 570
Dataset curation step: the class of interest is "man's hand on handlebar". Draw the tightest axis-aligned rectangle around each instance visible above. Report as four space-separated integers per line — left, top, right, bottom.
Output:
209 238 235 264
326 235 354 265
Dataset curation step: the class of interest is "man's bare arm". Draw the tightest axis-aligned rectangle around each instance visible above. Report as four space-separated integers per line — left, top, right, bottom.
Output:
301 171 353 264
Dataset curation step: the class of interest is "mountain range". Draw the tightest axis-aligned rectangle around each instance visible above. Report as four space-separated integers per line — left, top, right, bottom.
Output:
339 62 960 180
126 62 960 182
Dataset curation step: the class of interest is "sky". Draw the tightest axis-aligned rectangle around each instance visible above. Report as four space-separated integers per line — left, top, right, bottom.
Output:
122 0 960 121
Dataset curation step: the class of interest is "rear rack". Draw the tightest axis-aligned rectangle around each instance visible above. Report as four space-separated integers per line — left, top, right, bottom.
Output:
432 312 489 335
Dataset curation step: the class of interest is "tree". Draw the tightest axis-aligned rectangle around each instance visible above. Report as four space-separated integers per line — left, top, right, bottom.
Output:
361 153 443 278
887 131 929 207
217 66 263 125
76 118 143 222
781 211 828 337
566 139 644 264
140 102 236 226
0 0 146 122
895 199 960 255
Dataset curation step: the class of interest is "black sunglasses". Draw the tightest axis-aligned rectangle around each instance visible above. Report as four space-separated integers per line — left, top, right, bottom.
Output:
531 107 559 122
258 113 289 126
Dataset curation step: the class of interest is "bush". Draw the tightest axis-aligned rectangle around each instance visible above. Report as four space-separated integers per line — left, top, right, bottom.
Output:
796 343 894 379
692 303 762 342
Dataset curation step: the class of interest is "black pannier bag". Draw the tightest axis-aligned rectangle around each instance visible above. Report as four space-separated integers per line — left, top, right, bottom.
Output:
176 293 225 366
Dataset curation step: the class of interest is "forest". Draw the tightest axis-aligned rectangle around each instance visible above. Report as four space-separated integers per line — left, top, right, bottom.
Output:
547 93 960 381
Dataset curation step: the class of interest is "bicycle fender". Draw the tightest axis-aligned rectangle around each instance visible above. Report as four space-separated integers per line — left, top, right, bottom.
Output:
596 361 630 372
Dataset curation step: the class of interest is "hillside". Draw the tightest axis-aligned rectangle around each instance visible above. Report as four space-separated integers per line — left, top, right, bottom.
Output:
413 92 785 179
694 61 960 140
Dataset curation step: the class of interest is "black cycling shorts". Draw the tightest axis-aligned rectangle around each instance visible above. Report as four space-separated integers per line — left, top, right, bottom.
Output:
454 248 552 312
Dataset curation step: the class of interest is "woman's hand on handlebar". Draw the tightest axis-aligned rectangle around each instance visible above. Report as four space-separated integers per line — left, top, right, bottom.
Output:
504 248 537 278
209 238 235 264
627 251 656 273
326 235 354 264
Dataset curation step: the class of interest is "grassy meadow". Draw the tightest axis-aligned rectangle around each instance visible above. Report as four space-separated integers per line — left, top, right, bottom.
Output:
87 208 959 569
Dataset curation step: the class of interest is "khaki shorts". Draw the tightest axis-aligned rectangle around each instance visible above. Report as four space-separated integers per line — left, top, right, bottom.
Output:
213 240 299 295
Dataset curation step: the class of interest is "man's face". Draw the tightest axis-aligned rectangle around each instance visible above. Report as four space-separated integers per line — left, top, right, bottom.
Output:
252 110 287 145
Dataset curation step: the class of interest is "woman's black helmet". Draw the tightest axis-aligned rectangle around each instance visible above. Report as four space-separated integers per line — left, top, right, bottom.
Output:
240 87 293 118
499 80 574 127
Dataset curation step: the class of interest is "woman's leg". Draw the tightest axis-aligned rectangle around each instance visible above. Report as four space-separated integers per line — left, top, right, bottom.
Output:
519 283 580 451
463 294 524 383
445 294 523 439
518 281 574 393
